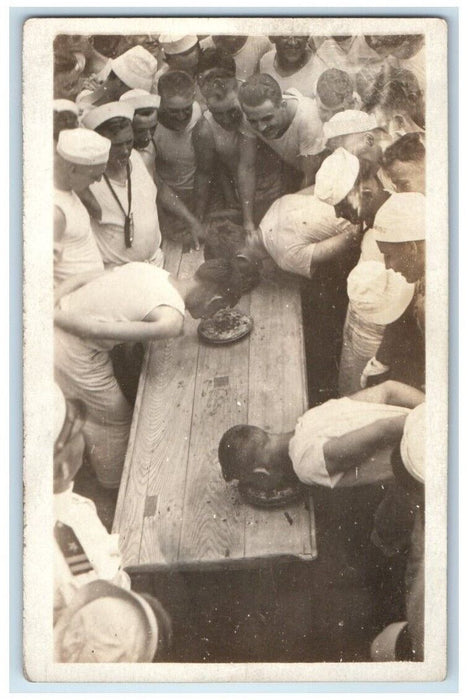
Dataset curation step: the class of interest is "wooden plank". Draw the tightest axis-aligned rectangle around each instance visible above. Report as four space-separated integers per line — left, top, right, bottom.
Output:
177 295 252 564
138 248 204 566
245 271 315 559
113 241 185 564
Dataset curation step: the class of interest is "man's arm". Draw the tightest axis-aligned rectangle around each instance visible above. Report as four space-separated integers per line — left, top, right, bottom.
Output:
54 305 184 343
323 415 407 477
193 119 216 222
154 172 203 250
237 133 258 234
309 225 362 273
350 380 425 409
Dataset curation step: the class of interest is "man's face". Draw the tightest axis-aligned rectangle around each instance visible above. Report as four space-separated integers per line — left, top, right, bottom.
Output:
317 93 355 123
68 161 107 192
160 93 194 131
207 90 243 131
329 131 383 167
166 46 200 76
132 110 158 148
357 174 387 223
241 99 286 140
106 123 134 169
213 35 247 55
274 36 308 67
377 240 424 283
385 158 425 194
54 69 83 101
53 111 79 140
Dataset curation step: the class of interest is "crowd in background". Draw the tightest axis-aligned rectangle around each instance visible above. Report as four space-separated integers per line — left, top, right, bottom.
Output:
52 31 426 663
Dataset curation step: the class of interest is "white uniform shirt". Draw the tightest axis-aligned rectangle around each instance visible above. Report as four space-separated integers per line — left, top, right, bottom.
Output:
259 49 328 98
240 88 325 169
54 189 104 285
59 262 186 351
89 150 163 268
200 36 272 81
258 193 356 278
289 397 410 488
54 486 130 621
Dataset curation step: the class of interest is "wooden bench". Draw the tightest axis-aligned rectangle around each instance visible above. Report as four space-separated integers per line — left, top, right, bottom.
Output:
113 241 317 571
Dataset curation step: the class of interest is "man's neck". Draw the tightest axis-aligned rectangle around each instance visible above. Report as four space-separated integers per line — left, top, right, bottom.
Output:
105 161 128 183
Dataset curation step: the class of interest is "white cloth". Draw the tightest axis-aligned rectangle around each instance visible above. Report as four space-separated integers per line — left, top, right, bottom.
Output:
314 147 359 205
347 261 415 325
153 102 202 191
54 486 130 621
373 192 426 242
338 305 386 396
240 88 325 168
400 402 425 483
59 263 185 351
137 139 157 181
111 46 158 92
259 49 327 98
201 36 272 81
81 101 134 130
54 188 104 285
57 127 111 165
89 149 163 267
289 397 410 488
258 193 356 278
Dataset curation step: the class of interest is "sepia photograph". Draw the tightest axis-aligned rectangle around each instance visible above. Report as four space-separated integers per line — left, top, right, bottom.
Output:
21 15 448 683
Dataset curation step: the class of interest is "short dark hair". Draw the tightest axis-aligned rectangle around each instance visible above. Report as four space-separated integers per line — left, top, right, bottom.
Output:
363 67 425 128
317 68 353 107
203 75 239 101
238 73 282 108
218 425 268 482
382 133 425 168
157 69 195 99
195 256 259 305
54 52 79 75
95 117 133 137
198 47 236 79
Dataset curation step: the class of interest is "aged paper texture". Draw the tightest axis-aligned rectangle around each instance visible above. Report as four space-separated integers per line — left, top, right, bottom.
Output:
23 15 447 683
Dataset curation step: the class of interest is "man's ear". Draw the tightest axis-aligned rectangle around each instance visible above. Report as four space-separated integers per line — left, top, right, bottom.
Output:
365 132 375 146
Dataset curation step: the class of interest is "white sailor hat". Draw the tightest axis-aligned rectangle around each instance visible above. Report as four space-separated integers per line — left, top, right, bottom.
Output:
81 101 135 131
159 34 198 55
314 147 360 206
347 261 415 325
53 99 79 115
120 88 160 110
111 45 158 91
373 192 426 243
56 127 111 166
323 109 378 140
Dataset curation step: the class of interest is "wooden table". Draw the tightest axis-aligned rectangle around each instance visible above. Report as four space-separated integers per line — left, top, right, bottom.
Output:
113 241 317 571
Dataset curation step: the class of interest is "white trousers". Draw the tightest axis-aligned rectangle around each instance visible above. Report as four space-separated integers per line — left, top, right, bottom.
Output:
54 328 133 489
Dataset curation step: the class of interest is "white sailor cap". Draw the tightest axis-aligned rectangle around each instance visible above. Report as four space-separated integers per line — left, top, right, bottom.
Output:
53 99 79 115
159 34 198 55
314 147 360 206
56 127 111 166
111 45 158 91
373 193 426 243
323 109 379 140
347 261 415 325
120 88 160 111
81 101 135 131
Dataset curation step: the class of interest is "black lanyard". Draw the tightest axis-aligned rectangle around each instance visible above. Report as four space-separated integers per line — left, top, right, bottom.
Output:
103 164 133 247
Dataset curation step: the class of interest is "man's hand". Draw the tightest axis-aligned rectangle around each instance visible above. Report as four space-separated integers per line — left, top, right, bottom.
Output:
360 357 390 389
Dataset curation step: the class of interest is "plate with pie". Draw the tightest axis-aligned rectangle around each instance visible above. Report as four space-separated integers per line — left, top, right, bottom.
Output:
238 481 306 509
198 308 253 345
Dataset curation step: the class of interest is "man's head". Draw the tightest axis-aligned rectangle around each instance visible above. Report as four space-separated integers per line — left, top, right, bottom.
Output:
315 147 386 226
106 45 158 99
204 77 243 131
120 89 160 148
324 109 385 167
374 192 425 282
218 424 293 491
82 101 135 170
53 52 83 101
186 257 259 319
159 35 200 76
53 99 79 140
382 133 425 194
157 70 195 131
212 35 248 56
238 74 290 139
55 128 111 191
269 35 310 68
364 34 406 58
90 34 123 59
197 47 236 94
368 69 425 142
316 68 355 122
390 34 424 60
53 384 87 494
